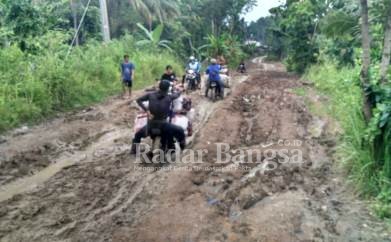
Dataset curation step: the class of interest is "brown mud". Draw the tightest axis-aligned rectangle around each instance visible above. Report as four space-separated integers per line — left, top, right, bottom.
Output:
0 58 389 242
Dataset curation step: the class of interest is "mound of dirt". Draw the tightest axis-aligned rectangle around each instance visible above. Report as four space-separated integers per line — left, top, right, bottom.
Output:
0 59 389 242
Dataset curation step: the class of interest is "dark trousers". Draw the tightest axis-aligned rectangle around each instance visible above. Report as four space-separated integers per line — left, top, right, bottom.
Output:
205 79 224 97
132 122 185 151
196 73 201 87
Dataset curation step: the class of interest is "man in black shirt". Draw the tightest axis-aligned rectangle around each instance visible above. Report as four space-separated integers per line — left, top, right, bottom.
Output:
131 80 186 154
161 65 177 83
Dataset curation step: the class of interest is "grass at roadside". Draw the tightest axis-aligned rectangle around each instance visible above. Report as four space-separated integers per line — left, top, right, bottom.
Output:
0 35 183 133
305 62 391 221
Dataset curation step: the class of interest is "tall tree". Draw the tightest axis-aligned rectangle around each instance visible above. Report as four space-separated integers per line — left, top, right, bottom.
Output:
359 0 372 121
70 0 79 46
267 0 323 73
380 2 391 83
360 0 371 81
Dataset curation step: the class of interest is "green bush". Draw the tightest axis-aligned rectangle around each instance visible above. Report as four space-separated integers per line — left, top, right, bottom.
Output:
305 62 391 219
202 34 247 68
0 35 183 132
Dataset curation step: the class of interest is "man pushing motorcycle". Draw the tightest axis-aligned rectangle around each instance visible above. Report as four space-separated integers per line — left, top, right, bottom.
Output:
131 80 186 155
205 58 224 99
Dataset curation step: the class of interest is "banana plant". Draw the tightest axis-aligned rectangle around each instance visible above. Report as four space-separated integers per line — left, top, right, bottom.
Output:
136 23 172 51
200 34 229 57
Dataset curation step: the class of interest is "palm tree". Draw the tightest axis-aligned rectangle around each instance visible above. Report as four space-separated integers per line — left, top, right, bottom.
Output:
130 0 179 30
321 11 360 38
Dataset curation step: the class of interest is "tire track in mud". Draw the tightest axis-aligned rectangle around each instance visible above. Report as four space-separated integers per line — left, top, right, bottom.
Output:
72 75 250 241
0 127 128 202
0 67 249 241
124 60 391 242
0 59 390 242
0 101 132 186
0 72 246 203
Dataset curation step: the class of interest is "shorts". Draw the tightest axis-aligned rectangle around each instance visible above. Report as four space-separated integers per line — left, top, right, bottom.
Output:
123 79 133 88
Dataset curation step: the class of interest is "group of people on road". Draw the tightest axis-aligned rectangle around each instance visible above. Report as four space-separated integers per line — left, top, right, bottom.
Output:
120 54 232 156
120 55 227 100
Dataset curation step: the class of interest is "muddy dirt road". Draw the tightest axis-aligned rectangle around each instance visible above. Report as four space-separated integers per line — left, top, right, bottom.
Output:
0 59 390 242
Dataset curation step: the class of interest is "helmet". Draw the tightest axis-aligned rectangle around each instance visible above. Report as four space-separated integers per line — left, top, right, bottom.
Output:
210 58 217 64
189 56 195 61
159 79 171 93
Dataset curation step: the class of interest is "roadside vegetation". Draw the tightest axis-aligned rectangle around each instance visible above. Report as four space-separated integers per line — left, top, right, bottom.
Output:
0 35 182 132
248 0 391 220
306 63 391 220
0 0 257 132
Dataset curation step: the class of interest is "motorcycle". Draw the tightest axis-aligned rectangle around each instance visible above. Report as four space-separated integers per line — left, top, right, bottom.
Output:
185 69 198 93
220 66 231 88
220 65 230 76
238 63 246 73
206 80 220 102
133 90 194 162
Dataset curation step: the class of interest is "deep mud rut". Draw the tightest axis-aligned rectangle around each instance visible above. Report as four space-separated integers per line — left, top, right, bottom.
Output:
0 58 390 242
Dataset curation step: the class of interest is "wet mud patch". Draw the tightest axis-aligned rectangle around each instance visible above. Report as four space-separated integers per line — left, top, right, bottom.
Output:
0 59 389 242
0 97 136 187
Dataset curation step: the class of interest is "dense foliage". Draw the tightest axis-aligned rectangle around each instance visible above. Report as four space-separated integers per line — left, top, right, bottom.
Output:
0 0 256 132
0 35 183 132
106 0 256 62
257 0 391 219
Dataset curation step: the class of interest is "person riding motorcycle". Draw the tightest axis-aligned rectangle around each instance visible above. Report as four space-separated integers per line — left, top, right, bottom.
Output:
205 58 224 98
237 60 246 73
131 80 186 154
183 56 201 87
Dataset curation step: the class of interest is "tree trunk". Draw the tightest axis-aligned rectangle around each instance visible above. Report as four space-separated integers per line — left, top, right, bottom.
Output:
211 19 215 36
360 0 371 81
70 0 79 46
148 19 152 32
380 5 391 83
359 0 372 122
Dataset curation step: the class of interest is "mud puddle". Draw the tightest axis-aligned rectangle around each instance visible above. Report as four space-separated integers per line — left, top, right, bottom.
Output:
0 59 389 242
